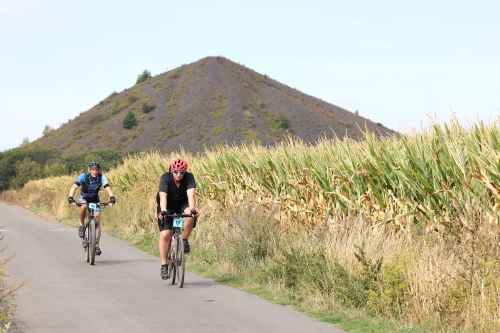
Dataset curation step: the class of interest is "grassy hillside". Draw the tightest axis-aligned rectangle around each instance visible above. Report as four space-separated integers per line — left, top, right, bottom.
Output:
29 56 395 155
3 117 499 332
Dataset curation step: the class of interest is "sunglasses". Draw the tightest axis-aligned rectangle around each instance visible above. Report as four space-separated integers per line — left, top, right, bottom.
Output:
173 170 186 175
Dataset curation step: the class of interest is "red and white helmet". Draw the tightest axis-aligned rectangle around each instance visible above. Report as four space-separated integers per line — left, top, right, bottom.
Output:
171 158 188 171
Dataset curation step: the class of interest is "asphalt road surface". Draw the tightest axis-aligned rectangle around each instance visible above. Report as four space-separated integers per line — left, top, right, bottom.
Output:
0 203 346 333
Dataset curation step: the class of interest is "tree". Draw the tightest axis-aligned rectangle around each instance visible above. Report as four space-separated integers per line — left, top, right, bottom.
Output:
10 157 42 188
42 163 68 178
136 70 152 84
42 125 55 136
122 111 138 129
20 137 30 147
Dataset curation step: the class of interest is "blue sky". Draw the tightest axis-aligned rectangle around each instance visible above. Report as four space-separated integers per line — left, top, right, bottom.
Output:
1 0 499 151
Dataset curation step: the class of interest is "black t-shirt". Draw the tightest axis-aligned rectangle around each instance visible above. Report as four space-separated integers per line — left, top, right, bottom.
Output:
156 172 196 207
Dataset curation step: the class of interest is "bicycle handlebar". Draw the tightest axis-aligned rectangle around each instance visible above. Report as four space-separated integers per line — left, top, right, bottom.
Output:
164 213 195 218
76 202 110 207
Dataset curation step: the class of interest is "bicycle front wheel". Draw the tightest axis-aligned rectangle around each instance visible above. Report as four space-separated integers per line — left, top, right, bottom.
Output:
89 219 97 265
169 236 177 284
85 228 90 263
177 237 185 288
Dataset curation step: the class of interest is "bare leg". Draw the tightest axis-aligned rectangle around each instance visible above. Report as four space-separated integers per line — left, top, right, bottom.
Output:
95 212 101 247
182 207 194 240
79 206 86 226
159 230 172 265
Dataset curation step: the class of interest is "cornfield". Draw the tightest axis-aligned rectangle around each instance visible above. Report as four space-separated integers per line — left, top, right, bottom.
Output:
3 116 500 332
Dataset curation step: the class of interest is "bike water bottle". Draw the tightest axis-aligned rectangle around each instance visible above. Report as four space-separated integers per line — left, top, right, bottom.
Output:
172 236 176 247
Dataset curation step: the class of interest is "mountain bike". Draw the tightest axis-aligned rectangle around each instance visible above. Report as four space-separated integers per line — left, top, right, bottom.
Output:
77 202 109 265
164 213 195 288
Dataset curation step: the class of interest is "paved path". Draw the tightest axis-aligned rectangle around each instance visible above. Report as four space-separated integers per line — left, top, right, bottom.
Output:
0 202 346 333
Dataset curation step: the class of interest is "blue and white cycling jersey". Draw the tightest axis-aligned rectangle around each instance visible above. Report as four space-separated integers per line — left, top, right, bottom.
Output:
76 172 109 197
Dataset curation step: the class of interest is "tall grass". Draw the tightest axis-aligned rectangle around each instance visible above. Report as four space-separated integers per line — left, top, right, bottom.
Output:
2 117 500 332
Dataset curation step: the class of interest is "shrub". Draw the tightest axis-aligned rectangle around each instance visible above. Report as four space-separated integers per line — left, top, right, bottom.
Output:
126 95 138 104
212 125 224 136
42 125 54 136
276 115 289 129
166 68 180 79
136 70 151 84
257 98 265 109
110 101 121 115
108 91 118 98
140 101 156 113
122 111 138 129
85 113 109 126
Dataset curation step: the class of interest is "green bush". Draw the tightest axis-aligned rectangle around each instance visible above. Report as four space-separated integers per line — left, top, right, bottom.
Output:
366 253 409 317
212 125 224 136
122 111 138 129
110 101 121 115
276 115 289 129
136 70 151 84
85 113 109 126
126 95 138 104
140 101 156 113
166 68 180 79
257 98 265 109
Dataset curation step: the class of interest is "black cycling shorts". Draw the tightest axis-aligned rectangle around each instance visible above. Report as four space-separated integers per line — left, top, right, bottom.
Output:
78 195 101 212
157 203 190 231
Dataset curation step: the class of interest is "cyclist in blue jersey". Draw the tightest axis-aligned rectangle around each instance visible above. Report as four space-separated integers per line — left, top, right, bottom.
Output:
68 161 115 256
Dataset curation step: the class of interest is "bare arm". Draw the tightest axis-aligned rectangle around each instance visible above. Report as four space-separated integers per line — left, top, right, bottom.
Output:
105 186 114 197
105 186 115 206
69 184 79 197
187 188 196 211
159 191 168 211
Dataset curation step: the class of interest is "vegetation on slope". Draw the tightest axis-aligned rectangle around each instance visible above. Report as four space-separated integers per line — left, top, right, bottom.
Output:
2 117 500 332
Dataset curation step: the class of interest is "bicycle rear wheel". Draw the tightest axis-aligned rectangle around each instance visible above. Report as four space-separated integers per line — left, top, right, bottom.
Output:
89 219 97 265
177 237 185 288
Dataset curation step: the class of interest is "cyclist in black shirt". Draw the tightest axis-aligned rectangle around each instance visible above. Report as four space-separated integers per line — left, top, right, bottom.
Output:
156 158 199 279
